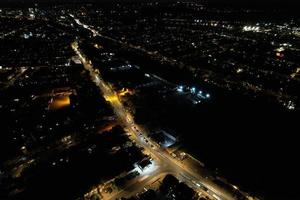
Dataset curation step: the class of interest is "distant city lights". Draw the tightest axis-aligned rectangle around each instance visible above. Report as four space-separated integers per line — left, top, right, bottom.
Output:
176 85 211 104
243 26 260 32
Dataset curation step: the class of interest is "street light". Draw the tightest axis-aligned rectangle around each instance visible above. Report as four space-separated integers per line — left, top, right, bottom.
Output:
191 87 196 94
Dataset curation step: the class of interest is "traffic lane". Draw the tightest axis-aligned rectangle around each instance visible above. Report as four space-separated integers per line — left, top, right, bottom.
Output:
122 120 233 200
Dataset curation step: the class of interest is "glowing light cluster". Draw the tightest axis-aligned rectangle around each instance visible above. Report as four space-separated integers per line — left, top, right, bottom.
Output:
243 26 260 32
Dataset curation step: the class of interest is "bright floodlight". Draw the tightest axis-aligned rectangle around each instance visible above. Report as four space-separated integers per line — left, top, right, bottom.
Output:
191 87 196 93
177 85 184 92
206 93 210 98
134 160 158 176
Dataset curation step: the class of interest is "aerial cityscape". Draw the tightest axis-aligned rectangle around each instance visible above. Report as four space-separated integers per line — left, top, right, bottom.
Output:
0 1 299 200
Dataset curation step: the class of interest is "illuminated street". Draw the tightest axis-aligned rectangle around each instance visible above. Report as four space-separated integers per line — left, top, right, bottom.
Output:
1 2 299 200
72 40 246 200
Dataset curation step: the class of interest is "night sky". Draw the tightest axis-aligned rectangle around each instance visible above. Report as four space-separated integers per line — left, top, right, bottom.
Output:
0 0 299 5
0 0 298 11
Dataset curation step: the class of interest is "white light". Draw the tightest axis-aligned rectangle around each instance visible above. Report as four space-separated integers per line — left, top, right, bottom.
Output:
134 160 158 176
191 87 196 93
287 101 295 110
177 85 184 93
206 94 210 98
276 47 285 52
243 25 260 32
236 68 243 73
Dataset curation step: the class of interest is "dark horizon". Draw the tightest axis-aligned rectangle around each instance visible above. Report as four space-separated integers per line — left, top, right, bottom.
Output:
0 0 300 7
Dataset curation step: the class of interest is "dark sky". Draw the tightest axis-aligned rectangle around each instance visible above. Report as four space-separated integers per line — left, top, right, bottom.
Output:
0 0 299 9
0 0 299 3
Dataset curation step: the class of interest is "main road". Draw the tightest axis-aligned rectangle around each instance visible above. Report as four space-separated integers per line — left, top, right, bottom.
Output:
71 41 241 200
